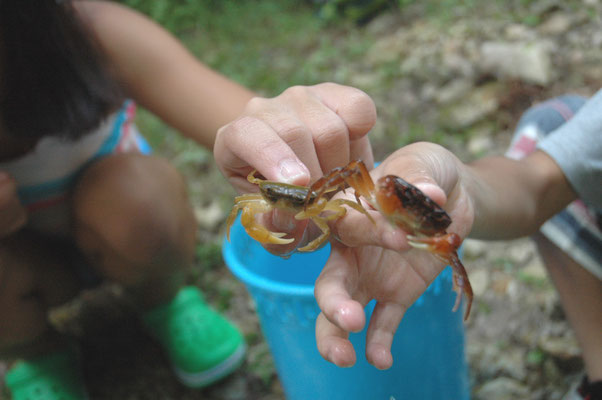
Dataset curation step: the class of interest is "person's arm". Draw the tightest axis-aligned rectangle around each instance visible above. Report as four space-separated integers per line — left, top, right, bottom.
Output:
312 141 582 369
76 2 378 256
463 150 577 239
74 1 255 149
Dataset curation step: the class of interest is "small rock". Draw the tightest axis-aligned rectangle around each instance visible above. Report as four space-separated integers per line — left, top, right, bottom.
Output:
445 82 501 128
366 28 410 65
593 30 602 47
506 279 520 299
476 377 529 400
491 273 512 295
539 13 573 35
521 257 548 280
468 133 496 156
504 24 535 40
543 357 563 382
497 348 528 381
539 336 581 360
470 269 490 297
420 83 439 102
349 71 383 90
195 201 226 231
508 240 537 265
480 41 553 85
435 78 474 105
365 13 402 36
442 51 475 77
463 238 489 259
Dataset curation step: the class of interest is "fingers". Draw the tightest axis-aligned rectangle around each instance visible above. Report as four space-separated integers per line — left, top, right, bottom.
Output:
310 83 377 141
265 86 351 174
214 116 311 189
349 135 374 168
214 83 377 190
306 83 376 171
332 207 410 251
314 245 366 366
381 142 463 205
315 313 357 367
318 302 406 370
314 246 366 332
365 301 406 370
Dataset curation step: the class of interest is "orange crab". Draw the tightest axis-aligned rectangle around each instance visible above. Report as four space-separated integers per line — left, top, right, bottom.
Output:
305 160 473 320
225 169 373 252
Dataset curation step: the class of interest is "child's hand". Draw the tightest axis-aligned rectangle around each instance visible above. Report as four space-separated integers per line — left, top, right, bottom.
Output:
0 172 27 238
312 142 474 370
214 83 376 190
214 83 377 254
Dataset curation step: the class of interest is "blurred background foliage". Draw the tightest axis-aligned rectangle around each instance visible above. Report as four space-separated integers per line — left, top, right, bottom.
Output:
115 0 544 153
114 0 549 207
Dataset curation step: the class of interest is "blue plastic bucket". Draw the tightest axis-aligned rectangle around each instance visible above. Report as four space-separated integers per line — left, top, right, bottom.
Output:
223 217 470 400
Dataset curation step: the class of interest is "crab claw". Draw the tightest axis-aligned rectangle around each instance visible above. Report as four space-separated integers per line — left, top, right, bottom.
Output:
240 208 294 245
407 233 473 320
406 232 461 254
449 254 473 320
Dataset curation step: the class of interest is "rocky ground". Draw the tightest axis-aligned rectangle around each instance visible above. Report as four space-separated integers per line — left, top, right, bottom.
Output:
2 0 601 399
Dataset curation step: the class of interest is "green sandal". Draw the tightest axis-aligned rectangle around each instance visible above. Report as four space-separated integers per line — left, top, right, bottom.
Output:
142 286 246 388
5 349 88 400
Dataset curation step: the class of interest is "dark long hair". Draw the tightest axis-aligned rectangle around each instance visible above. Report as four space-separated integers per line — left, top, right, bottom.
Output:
0 0 124 141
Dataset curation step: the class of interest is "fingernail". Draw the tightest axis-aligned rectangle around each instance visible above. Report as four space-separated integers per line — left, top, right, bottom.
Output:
278 159 308 184
414 182 439 193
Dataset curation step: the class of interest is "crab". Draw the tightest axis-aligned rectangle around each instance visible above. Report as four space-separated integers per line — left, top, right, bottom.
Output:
225 169 373 252
305 160 473 320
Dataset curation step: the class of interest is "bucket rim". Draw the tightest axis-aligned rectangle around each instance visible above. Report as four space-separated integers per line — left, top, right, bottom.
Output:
222 235 319 297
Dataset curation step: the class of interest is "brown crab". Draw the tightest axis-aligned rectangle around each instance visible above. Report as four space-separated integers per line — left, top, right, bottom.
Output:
306 160 473 320
225 169 372 252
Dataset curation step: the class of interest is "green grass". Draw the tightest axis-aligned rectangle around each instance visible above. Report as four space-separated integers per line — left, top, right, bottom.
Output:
119 0 338 95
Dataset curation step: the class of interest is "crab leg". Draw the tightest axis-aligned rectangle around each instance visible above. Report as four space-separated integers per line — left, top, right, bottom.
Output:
225 194 262 240
225 195 294 245
408 234 473 320
304 160 376 210
342 160 376 202
296 198 372 252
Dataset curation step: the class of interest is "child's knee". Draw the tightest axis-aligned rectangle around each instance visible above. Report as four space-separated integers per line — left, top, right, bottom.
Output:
73 154 196 272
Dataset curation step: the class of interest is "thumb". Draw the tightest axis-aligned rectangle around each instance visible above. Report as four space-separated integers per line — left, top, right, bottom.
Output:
379 142 462 207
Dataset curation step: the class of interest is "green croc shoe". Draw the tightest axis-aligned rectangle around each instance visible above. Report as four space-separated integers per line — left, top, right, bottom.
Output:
142 286 246 388
5 349 88 400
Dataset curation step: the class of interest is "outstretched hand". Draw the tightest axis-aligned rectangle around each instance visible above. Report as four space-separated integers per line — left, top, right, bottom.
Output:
214 83 377 253
314 142 475 369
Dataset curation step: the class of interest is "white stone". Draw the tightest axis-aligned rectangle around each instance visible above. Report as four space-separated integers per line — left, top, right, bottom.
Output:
480 41 553 85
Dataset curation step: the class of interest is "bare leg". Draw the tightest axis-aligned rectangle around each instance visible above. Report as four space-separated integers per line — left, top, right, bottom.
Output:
533 233 602 381
0 230 80 362
72 153 197 310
